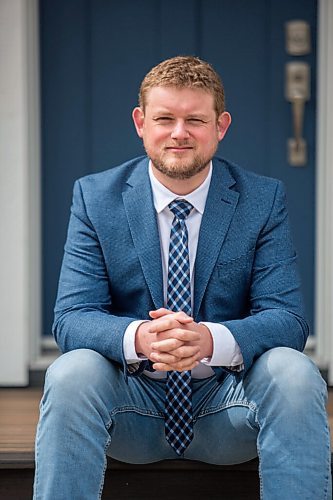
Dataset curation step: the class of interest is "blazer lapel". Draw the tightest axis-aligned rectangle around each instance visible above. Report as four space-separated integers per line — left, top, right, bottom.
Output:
193 160 239 319
122 158 164 310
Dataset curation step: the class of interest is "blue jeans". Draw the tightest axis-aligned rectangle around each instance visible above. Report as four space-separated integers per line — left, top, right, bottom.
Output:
33 347 331 499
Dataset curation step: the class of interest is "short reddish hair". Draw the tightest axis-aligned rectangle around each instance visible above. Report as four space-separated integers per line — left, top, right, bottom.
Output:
139 56 225 116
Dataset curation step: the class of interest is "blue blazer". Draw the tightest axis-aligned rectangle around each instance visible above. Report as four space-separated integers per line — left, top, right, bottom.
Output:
53 156 309 380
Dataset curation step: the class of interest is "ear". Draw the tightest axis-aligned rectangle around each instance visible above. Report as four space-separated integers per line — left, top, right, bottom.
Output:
217 112 232 141
132 107 145 138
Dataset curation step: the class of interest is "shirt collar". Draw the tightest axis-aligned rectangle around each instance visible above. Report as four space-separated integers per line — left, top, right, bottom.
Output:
148 161 212 215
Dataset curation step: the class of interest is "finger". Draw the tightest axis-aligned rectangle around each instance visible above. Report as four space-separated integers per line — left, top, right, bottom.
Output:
152 359 200 372
172 353 201 370
152 328 201 343
148 317 192 334
152 351 200 367
150 351 180 365
149 309 193 323
148 317 181 334
149 308 173 318
153 351 201 371
151 341 200 358
150 338 184 352
168 345 201 358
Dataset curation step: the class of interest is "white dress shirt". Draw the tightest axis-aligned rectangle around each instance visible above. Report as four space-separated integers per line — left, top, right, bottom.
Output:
123 161 243 378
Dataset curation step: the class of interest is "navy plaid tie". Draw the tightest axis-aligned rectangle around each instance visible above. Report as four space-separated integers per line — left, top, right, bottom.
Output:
165 199 194 456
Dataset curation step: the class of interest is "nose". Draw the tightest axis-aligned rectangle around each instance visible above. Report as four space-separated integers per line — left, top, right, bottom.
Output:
170 120 190 140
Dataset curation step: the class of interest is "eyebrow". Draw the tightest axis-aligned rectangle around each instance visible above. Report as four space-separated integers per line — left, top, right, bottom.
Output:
186 114 210 120
152 111 210 120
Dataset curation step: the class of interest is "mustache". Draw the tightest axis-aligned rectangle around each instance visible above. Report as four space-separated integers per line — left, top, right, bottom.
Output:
164 141 194 148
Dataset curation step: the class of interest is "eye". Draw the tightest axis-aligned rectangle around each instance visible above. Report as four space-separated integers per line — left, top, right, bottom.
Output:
154 117 173 123
187 118 205 124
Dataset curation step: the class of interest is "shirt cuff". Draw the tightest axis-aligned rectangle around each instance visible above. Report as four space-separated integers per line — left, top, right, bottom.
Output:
123 320 148 364
200 322 244 368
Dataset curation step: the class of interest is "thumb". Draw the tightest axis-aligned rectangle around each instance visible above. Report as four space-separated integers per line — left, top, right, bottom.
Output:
149 308 173 319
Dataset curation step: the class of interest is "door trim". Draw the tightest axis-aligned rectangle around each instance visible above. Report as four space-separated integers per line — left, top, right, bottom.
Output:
0 0 41 385
315 0 333 382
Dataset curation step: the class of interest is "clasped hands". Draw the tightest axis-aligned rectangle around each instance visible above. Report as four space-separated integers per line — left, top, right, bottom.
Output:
135 308 213 372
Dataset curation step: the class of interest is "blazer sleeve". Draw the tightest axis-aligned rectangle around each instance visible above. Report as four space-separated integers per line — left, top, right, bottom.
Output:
221 180 309 376
52 179 133 371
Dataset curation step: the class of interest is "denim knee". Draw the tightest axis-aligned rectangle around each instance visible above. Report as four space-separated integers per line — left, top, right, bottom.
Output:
44 349 117 407
249 347 327 406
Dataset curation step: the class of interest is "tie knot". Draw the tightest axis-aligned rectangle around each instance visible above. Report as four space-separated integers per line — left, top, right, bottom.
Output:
169 199 193 220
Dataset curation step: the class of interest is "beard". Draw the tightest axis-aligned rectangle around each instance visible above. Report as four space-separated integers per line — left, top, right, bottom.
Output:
145 143 218 180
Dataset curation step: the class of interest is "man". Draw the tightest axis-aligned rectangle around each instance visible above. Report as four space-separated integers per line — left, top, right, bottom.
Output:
33 56 331 499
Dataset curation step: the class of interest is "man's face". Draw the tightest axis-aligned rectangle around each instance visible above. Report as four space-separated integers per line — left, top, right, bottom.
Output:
132 86 231 180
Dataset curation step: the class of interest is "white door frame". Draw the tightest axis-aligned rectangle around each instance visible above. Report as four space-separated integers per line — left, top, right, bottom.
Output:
0 0 332 385
0 0 41 385
315 0 333 383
